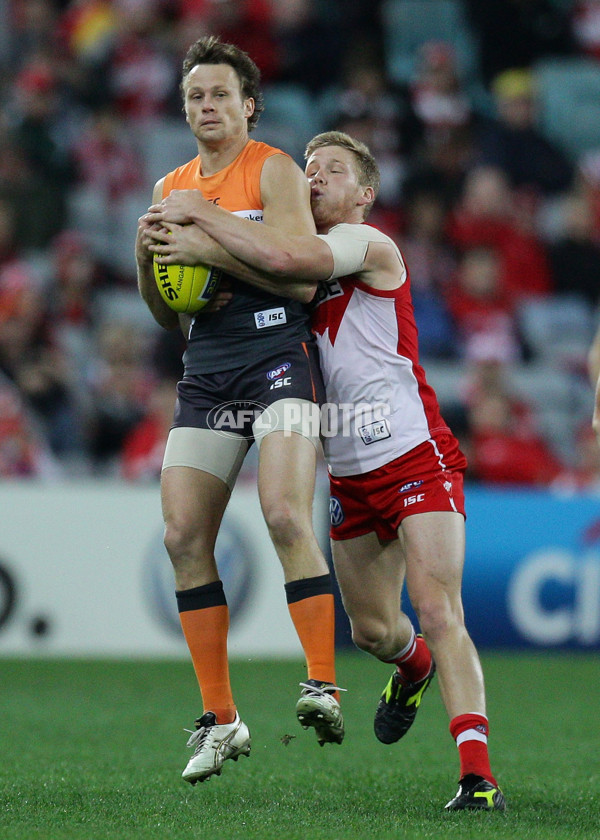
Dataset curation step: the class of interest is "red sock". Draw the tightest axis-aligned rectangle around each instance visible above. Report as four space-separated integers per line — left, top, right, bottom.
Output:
449 713 497 785
386 632 432 683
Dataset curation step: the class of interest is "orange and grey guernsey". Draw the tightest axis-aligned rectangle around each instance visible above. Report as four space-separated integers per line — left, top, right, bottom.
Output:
162 139 314 374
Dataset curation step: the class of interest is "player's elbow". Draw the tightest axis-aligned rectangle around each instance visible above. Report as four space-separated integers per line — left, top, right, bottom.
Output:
150 307 179 330
296 283 317 304
266 246 300 278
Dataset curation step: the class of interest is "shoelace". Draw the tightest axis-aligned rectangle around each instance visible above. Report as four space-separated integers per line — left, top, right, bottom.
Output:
184 724 211 752
298 681 347 697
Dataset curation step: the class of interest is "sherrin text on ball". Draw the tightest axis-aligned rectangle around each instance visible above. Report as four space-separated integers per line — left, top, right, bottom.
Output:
153 256 222 314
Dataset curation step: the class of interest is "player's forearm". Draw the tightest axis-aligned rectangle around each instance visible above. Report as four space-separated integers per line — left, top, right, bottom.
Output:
150 223 317 303
136 214 179 329
204 242 316 303
188 201 327 282
137 260 179 330
236 269 316 303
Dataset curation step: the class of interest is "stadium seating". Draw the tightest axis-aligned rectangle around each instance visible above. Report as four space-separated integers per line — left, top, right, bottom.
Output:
92 287 156 331
138 117 199 190
380 0 478 84
514 362 592 464
425 357 591 467
517 294 595 367
534 58 600 159
253 83 322 165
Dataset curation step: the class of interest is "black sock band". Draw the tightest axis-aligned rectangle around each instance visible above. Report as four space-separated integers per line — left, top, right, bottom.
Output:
284 573 332 604
176 580 226 613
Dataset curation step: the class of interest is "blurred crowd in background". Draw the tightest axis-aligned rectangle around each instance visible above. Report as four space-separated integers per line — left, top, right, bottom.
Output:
1 0 600 490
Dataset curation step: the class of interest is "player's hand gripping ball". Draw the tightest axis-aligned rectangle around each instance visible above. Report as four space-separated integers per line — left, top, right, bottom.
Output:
153 256 222 314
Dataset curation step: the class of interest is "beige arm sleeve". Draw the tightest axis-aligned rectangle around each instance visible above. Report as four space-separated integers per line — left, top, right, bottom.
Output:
317 225 369 280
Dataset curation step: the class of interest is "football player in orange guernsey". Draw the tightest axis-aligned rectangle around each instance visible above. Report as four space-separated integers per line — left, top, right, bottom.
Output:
144 131 505 812
135 37 343 786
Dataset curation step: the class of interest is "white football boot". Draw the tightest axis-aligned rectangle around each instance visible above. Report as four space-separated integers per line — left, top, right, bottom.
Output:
295 680 346 746
182 711 251 784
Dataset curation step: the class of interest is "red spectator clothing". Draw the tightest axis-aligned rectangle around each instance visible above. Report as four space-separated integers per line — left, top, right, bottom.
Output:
121 415 167 482
73 124 143 200
471 430 563 486
444 276 519 359
447 213 553 302
0 379 58 477
446 279 512 326
109 36 177 120
177 0 280 82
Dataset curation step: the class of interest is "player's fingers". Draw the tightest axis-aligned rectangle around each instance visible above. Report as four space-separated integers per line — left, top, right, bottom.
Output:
151 251 177 264
145 227 172 243
147 240 174 257
143 211 164 224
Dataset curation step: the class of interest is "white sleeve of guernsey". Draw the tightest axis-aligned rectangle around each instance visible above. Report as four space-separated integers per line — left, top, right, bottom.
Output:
317 224 369 280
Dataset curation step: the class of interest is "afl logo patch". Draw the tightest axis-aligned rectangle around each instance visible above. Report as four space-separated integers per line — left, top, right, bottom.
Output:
267 362 291 381
399 480 424 494
329 496 345 527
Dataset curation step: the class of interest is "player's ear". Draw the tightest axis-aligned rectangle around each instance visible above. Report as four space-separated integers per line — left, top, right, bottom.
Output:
358 186 375 208
243 98 255 119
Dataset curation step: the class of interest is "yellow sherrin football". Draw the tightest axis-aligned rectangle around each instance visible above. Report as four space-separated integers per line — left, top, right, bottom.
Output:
153 257 222 314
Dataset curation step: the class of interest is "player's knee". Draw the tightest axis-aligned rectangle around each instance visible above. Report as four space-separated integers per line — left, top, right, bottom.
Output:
414 598 463 644
351 619 390 657
262 500 309 548
163 517 204 566
164 521 188 565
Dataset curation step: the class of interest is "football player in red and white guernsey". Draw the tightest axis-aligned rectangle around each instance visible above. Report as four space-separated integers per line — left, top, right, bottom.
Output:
145 131 505 812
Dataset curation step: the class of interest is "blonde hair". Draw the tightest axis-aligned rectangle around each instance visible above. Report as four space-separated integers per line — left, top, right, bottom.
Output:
305 131 380 217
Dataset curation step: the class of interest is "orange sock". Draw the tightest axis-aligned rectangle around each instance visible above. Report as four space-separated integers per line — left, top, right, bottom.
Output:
285 574 337 694
177 582 236 724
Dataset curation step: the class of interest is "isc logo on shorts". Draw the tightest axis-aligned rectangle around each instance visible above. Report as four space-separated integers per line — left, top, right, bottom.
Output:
329 496 345 526
403 493 425 508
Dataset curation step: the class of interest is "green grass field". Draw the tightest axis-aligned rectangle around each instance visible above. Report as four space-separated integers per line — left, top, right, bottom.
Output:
1 652 598 840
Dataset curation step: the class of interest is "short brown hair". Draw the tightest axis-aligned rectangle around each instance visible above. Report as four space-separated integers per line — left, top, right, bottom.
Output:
181 36 264 131
305 131 380 216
